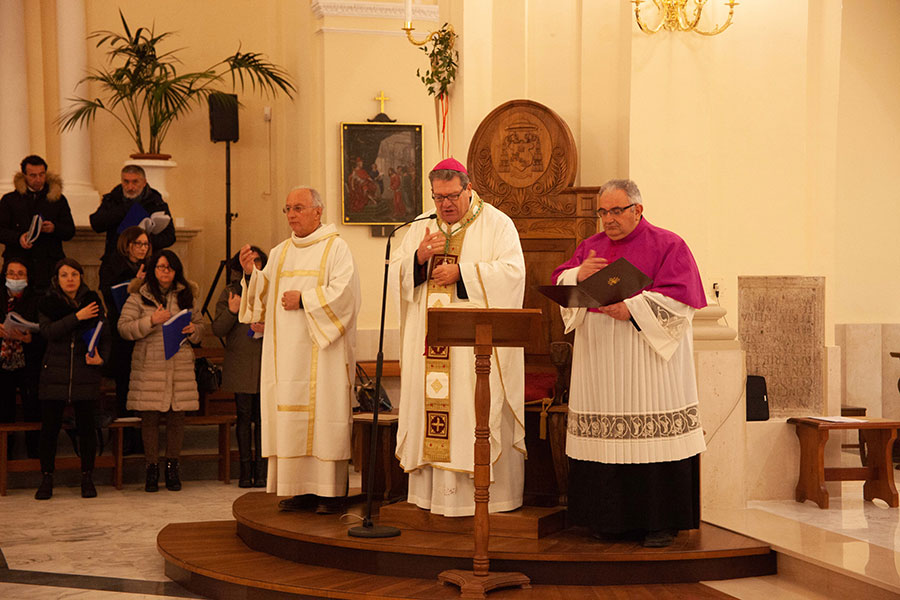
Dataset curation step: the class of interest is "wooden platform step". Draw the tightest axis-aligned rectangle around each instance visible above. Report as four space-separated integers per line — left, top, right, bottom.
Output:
378 501 566 539
223 492 775 586
158 520 741 600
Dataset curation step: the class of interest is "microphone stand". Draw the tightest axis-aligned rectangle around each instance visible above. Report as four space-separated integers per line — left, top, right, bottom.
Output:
348 213 437 539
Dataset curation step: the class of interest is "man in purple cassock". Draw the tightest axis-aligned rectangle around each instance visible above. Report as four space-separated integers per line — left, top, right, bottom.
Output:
551 179 707 548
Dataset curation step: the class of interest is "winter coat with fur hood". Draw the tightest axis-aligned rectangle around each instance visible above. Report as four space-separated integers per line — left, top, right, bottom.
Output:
38 284 111 403
0 172 76 290
117 278 204 412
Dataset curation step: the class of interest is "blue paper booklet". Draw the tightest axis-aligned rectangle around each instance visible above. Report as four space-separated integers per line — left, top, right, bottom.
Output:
110 281 131 311
162 309 191 360
116 202 150 234
82 321 103 357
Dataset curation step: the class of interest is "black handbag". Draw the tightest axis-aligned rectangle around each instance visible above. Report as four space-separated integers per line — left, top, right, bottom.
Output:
355 363 392 413
195 357 223 393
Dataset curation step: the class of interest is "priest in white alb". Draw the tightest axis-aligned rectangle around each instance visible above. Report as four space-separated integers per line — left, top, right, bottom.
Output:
238 186 360 514
390 158 526 517
552 179 707 548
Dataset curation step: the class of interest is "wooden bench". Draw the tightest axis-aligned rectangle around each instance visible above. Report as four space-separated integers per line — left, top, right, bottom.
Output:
788 416 900 509
0 414 236 496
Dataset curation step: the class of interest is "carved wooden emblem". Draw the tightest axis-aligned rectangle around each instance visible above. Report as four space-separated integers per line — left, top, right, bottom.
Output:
468 100 578 217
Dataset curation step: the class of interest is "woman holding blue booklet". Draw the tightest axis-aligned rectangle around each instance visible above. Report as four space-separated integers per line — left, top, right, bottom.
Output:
35 258 110 500
118 249 203 493
98 226 150 454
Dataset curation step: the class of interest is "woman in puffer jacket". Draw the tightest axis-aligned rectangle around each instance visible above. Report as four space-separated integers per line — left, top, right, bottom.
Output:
117 249 204 493
35 258 111 500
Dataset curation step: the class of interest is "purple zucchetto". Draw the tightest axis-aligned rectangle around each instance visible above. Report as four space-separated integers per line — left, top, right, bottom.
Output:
430 157 468 175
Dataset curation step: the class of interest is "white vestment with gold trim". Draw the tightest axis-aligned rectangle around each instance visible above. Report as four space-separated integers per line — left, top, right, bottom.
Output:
240 224 360 497
390 198 526 516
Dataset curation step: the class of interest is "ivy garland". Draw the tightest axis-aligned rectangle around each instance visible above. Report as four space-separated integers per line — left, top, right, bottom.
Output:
416 23 458 99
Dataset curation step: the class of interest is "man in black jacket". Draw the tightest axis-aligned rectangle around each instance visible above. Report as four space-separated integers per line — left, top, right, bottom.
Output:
0 155 76 292
90 164 176 263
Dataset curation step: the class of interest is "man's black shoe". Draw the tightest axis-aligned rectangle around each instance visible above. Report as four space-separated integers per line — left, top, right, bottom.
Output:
642 529 677 548
278 494 317 511
315 496 344 515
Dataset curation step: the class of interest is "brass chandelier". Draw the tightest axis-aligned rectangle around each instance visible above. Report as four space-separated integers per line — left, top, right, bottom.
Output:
632 0 738 36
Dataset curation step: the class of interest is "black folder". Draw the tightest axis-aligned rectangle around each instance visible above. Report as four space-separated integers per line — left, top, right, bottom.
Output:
537 257 653 308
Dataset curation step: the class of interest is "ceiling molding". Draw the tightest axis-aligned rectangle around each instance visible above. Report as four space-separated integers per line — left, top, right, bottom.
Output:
311 1 440 22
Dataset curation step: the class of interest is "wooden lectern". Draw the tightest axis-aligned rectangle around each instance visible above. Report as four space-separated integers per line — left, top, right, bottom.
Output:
427 307 542 599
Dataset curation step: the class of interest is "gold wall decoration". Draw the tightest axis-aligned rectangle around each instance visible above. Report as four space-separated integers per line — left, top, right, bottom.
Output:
633 0 738 36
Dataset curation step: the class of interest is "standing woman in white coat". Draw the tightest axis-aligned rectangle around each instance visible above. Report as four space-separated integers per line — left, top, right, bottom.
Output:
118 249 204 492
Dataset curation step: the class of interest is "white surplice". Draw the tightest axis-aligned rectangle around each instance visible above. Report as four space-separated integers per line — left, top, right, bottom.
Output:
240 224 360 496
390 197 526 516
558 266 706 464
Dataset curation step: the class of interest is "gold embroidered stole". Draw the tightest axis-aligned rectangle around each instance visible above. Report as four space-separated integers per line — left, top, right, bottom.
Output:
422 196 483 462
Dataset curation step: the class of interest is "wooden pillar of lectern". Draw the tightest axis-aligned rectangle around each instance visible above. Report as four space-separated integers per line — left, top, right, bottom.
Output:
427 307 542 599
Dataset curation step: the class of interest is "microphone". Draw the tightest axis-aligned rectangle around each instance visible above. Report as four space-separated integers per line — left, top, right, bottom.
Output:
349 213 434 539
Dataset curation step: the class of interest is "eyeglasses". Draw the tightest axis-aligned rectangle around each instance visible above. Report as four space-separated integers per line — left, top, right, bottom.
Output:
596 203 636 218
131 241 150 248
283 205 311 214
155 264 174 272
432 190 466 204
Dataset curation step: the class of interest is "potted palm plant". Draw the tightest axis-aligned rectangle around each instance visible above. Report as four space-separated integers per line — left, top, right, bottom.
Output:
57 11 296 159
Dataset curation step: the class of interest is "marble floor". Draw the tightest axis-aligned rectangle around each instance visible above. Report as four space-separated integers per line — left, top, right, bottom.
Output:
2 452 900 599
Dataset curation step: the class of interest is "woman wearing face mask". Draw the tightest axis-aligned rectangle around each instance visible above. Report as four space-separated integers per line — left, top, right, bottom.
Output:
118 250 204 492
35 258 111 500
0 258 42 457
99 226 151 453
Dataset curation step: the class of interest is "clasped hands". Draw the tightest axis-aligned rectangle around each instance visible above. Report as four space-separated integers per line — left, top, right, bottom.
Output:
577 250 630 321
416 228 460 286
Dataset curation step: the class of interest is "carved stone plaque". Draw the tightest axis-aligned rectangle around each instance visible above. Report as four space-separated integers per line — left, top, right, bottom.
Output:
738 276 825 416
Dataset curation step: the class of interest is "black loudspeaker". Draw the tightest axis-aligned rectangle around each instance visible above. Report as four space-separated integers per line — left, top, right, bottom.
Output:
209 93 239 143
746 375 769 421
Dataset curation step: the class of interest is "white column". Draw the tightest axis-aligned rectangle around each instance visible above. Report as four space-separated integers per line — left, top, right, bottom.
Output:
0 0 30 192
56 0 99 225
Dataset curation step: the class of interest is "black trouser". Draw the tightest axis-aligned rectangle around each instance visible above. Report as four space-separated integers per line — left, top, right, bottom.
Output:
234 392 262 462
110 336 135 418
0 361 42 456
39 398 96 473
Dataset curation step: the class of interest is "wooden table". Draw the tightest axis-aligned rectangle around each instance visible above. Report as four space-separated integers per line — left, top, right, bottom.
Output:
788 417 900 509
351 412 407 502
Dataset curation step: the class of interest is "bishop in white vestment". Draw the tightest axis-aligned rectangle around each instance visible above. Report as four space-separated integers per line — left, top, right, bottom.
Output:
238 187 360 511
391 158 526 517
552 179 707 548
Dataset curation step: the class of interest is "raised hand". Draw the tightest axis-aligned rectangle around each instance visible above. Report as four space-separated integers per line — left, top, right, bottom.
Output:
416 228 445 265
576 250 609 282
75 302 100 321
238 244 256 275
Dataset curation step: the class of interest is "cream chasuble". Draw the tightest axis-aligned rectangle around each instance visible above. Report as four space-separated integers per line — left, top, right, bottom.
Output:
390 195 526 516
559 266 706 464
240 224 360 496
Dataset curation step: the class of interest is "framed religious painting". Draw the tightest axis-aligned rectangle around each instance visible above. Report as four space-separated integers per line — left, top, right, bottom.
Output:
340 122 424 225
